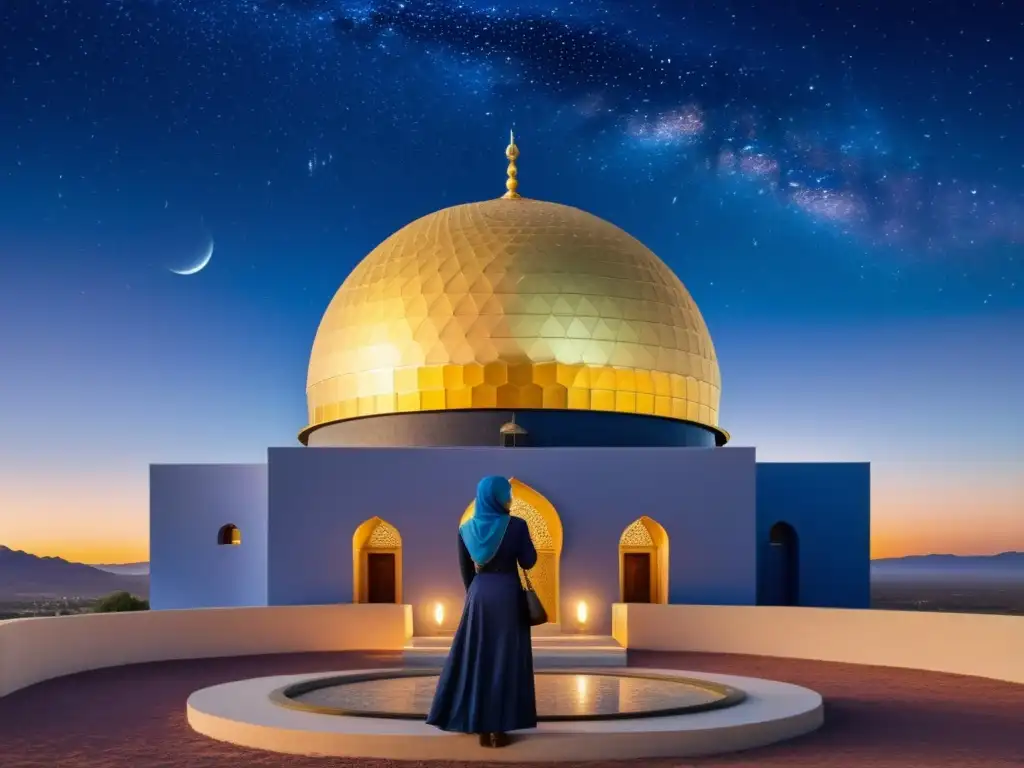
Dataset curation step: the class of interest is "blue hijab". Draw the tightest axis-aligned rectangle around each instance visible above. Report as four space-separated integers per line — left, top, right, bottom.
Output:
460 475 513 566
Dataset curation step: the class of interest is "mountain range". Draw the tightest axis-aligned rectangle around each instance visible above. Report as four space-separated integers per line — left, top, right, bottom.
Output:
872 552 1024 568
0 546 149 601
871 551 1024 583
93 562 150 576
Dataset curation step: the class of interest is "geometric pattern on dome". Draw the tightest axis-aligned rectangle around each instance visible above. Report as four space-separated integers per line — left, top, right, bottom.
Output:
620 518 655 547
367 520 401 548
304 197 722 440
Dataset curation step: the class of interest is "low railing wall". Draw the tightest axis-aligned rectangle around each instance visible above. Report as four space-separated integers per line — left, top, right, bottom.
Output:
613 603 1024 684
0 603 412 698
5 603 1021 698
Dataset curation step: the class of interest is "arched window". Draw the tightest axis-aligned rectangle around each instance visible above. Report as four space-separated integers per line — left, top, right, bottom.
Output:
217 523 241 546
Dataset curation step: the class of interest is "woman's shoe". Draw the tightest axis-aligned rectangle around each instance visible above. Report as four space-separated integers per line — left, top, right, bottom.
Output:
478 733 492 748
490 732 511 748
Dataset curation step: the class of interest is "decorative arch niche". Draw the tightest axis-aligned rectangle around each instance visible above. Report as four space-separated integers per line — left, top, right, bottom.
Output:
461 478 563 624
618 516 670 604
352 517 403 604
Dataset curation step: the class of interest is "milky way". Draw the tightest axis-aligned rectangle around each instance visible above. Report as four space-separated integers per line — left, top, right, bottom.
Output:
325 0 1024 252
13 0 1024 262
250 0 1024 255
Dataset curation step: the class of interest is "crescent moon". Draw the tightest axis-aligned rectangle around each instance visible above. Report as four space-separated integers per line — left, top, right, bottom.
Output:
169 238 214 276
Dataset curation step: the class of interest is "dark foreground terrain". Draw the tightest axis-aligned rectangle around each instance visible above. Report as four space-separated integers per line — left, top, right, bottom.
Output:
871 576 1024 616
0 597 104 620
0 546 149 604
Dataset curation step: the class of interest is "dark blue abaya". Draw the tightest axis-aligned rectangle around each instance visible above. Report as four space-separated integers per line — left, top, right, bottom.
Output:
426 514 539 733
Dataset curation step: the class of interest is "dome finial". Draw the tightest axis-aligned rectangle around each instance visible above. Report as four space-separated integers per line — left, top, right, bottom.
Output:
502 129 521 199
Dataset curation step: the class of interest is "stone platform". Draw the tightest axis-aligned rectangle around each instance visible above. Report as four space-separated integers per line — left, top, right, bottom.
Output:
186 667 825 761
404 633 627 668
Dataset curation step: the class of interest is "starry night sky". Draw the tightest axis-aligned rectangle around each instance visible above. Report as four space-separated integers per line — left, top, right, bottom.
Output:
1 0 1022 563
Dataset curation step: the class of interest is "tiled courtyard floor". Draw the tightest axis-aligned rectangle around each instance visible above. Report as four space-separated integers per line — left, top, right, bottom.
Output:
1 650 1022 768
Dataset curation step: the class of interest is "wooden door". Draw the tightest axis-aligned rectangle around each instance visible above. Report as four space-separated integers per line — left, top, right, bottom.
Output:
366 552 397 603
622 552 652 603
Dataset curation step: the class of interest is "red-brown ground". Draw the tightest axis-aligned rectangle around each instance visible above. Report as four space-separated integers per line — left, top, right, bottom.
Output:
1 650 1022 768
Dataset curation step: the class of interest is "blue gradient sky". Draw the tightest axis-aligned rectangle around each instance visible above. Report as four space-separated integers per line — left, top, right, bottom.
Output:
0 0 1022 562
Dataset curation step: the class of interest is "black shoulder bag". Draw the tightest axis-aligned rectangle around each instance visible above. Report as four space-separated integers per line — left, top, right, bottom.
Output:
521 570 548 626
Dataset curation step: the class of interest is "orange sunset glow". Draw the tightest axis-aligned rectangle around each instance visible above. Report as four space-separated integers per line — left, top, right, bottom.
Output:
3 461 1020 565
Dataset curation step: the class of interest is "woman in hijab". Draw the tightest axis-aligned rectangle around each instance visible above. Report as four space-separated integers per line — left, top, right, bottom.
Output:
426 475 539 748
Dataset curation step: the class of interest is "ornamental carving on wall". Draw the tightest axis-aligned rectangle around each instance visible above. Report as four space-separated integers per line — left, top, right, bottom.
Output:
620 518 655 547
510 496 554 550
367 519 402 549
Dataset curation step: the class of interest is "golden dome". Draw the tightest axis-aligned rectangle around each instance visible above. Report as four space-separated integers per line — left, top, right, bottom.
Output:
301 150 723 444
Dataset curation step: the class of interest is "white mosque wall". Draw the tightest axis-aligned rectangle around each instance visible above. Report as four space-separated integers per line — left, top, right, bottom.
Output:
265 445 759 636
150 463 269 610
0 604 412 698
613 603 1024 685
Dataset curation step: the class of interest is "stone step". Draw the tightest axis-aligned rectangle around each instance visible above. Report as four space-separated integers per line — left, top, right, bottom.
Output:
403 634 626 668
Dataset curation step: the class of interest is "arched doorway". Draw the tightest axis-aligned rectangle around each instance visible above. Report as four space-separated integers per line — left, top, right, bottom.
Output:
618 517 670 603
461 478 563 624
768 521 799 606
352 517 403 604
